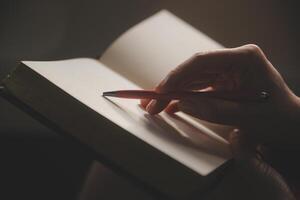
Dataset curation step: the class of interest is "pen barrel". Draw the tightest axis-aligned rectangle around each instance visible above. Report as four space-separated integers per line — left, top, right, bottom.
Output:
105 90 268 102
116 90 170 99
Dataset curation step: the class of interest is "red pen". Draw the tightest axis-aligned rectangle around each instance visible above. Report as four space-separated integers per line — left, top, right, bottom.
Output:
102 90 269 102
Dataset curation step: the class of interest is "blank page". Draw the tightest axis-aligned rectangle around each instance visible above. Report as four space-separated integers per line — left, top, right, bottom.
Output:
100 10 223 89
23 58 230 176
100 9 232 153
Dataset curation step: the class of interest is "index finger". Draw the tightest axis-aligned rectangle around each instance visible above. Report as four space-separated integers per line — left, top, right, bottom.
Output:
147 48 238 114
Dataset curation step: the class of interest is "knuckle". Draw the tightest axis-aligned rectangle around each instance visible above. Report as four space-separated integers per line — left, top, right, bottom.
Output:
241 44 264 58
193 52 208 60
189 53 202 63
193 52 203 58
244 44 262 52
191 51 210 66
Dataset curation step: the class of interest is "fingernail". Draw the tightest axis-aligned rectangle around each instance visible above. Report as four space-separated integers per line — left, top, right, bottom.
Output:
146 100 157 113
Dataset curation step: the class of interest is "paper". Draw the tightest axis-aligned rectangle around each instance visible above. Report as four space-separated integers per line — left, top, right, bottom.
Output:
100 10 223 89
23 58 230 176
100 10 233 140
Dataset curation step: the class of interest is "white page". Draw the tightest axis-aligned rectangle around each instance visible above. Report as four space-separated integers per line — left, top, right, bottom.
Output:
100 10 223 89
23 58 230 176
100 10 233 146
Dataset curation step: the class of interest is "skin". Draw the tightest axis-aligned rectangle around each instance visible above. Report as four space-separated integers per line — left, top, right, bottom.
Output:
81 44 299 200
140 44 300 199
141 44 300 146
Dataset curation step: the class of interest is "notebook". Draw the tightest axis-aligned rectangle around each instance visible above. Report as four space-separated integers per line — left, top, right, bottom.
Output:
1 10 232 199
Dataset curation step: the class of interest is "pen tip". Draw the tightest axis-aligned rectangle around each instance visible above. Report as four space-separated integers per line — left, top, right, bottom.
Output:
102 91 116 97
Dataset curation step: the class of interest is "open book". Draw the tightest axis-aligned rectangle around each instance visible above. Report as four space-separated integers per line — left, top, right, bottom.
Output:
2 10 233 199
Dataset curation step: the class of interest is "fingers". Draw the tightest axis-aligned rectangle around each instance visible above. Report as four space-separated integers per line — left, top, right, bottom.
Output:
143 44 270 115
156 49 235 92
177 97 244 125
140 99 176 114
168 50 235 81
144 50 237 114
164 101 179 114
145 99 171 114
140 99 150 109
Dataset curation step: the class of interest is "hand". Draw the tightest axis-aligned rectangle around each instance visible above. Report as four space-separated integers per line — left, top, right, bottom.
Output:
141 44 300 146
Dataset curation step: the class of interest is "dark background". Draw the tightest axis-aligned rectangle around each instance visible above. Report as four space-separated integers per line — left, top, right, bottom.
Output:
0 0 299 199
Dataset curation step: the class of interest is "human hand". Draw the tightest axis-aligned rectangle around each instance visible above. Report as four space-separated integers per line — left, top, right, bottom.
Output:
141 44 300 146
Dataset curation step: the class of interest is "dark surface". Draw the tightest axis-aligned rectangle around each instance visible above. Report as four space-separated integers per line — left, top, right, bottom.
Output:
0 0 299 199
0 136 94 200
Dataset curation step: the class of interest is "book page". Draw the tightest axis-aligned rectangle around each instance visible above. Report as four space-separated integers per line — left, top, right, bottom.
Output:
100 10 233 143
100 10 223 89
23 58 230 176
